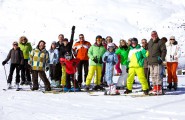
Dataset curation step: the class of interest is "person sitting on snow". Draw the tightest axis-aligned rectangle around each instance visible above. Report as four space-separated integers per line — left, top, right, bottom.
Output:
102 43 119 95
124 38 149 95
60 52 80 92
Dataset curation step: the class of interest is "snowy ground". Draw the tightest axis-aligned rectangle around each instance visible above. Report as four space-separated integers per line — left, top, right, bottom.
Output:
0 75 185 120
1 0 185 120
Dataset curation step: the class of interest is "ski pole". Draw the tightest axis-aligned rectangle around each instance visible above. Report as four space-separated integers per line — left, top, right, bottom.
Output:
4 65 8 82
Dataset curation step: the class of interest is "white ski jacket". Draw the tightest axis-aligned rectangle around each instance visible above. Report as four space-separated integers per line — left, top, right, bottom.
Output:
166 41 181 62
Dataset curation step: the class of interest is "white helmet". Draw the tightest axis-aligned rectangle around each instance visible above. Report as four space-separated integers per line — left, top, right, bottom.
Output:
107 43 115 49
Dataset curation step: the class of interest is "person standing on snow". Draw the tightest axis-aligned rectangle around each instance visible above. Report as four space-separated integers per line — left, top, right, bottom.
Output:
29 40 51 91
102 43 119 95
73 34 91 87
85 35 106 91
124 38 149 95
55 34 65 86
59 26 75 87
60 52 80 92
18 36 32 86
106 36 121 76
148 31 167 94
48 41 60 87
115 39 129 89
166 36 181 90
141 38 151 90
2 41 24 90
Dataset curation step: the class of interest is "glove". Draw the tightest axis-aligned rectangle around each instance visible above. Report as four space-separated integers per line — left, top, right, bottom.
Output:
46 67 49 71
112 61 116 65
157 57 163 65
2 61 6 66
99 57 103 64
93 57 98 63
104 56 108 62
72 26 75 32
126 68 129 73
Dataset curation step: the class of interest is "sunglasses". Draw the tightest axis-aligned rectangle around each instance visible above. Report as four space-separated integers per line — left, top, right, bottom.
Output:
79 36 84 39
170 39 175 40
96 38 102 41
13 44 18 46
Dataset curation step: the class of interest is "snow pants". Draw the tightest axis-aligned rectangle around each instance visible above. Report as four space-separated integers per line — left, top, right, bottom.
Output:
127 67 148 90
105 63 114 85
20 59 31 83
32 70 51 90
77 60 89 84
115 55 122 74
86 66 102 86
117 65 128 87
167 62 178 84
7 64 20 84
66 73 79 89
149 65 162 85
61 64 66 86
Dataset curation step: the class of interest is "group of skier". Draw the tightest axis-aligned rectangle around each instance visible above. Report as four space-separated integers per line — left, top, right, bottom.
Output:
2 26 181 95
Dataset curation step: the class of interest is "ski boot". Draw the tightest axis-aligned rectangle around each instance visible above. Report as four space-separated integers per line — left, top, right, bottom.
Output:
124 89 132 94
173 83 177 91
7 83 12 89
167 83 172 90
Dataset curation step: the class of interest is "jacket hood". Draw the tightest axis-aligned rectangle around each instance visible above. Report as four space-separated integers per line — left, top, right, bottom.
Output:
130 44 141 50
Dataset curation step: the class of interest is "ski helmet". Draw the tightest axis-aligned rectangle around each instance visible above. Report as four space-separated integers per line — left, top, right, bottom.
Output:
107 43 115 50
65 52 72 60
131 38 138 46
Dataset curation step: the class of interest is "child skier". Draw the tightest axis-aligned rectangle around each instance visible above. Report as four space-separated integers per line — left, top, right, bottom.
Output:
2 41 24 90
102 43 119 95
48 41 60 87
60 52 80 92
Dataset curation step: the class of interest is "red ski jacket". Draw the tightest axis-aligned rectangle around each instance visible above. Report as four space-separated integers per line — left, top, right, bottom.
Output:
60 58 80 74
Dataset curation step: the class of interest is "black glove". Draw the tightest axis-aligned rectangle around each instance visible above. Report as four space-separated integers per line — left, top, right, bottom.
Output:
126 68 129 73
112 61 116 65
72 26 75 32
99 57 103 64
93 57 98 63
157 57 163 65
2 61 6 66
46 67 49 71
104 56 108 62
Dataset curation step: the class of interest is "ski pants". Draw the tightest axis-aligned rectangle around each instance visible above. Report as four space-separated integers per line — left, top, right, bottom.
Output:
105 63 114 86
66 73 79 89
101 63 106 83
167 62 178 83
49 64 61 81
77 60 89 84
117 65 128 87
61 64 66 86
32 70 50 90
144 67 151 88
7 64 20 84
55 63 62 83
149 65 162 85
86 65 102 86
127 67 149 90
115 55 122 74
20 59 31 83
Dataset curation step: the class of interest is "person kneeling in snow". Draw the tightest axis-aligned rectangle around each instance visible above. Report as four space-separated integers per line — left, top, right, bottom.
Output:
124 38 149 95
102 43 119 95
60 52 80 92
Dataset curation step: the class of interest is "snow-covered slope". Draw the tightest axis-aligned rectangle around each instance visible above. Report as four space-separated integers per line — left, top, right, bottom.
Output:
1 1 185 120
